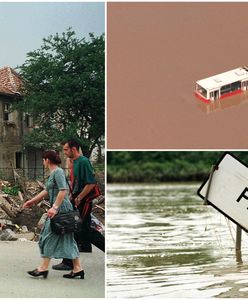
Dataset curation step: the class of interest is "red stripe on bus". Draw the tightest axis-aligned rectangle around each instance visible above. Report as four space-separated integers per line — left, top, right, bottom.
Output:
195 89 243 103
220 89 242 99
194 92 209 103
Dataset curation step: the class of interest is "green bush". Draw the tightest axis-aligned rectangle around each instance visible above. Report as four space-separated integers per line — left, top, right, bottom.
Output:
2 185 21 196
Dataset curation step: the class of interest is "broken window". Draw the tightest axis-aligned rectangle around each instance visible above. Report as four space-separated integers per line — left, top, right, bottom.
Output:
15 152 22 169
25 114 33 128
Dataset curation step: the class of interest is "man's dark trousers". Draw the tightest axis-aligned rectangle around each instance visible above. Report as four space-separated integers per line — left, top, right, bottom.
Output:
62 201 105 267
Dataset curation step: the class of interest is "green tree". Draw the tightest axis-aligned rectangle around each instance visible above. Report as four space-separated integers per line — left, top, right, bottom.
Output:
17 29 104 157
107 151 243 182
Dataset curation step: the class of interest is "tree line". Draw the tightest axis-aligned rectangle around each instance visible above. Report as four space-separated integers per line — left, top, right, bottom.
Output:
107 151 248 182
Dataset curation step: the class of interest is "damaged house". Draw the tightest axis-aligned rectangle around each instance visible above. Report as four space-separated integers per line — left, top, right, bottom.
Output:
0 66 43 179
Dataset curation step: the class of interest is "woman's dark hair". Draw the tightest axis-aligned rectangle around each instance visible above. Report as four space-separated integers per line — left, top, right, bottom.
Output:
42 150 61 165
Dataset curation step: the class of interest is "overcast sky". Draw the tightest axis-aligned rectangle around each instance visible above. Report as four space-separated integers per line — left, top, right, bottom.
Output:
0 2 105 68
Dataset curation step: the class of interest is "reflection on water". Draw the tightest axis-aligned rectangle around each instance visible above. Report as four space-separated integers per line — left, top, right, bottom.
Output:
195 92 248 114
107 183 248 298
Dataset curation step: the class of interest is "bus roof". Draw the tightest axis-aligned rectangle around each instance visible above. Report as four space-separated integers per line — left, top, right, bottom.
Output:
196 67 248 91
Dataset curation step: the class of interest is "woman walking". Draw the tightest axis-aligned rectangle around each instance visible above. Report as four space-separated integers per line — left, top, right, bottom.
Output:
23 150 84 279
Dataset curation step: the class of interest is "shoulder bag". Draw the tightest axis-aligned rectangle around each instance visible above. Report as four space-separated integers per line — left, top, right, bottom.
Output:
51 210 82 235
50 173 82 235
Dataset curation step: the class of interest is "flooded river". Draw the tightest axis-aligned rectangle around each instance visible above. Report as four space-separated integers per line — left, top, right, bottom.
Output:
107 183 248 298
107 3 248 149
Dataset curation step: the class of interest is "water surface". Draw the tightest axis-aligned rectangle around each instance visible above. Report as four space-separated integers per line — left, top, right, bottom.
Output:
108 3 248 149
107 183 248 298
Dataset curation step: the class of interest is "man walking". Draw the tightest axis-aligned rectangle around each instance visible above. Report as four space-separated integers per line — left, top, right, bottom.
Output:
52 138 105 271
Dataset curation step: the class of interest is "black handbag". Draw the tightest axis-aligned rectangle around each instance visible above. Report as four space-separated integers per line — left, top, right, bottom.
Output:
51 210 82 235
50 174 82 235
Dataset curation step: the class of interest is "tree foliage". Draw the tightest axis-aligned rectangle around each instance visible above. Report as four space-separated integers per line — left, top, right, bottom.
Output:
17 29 104 157
107 151 248 182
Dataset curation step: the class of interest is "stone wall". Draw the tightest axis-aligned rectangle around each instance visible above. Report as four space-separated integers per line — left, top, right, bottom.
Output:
0 95 23 171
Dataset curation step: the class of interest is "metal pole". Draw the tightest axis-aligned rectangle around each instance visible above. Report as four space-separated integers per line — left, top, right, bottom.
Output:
236 225 242 263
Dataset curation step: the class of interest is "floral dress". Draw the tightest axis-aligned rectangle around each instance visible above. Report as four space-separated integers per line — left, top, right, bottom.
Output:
38 167 79 259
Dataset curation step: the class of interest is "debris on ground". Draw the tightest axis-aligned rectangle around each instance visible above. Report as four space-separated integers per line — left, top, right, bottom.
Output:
92 195 105 226
91 213 105 236
0 229 17 241
0 175 105 242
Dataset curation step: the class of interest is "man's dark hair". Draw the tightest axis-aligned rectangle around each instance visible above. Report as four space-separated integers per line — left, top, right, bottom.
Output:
62 138 80 150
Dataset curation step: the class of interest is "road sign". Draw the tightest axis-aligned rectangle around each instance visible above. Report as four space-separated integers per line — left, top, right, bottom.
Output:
198 152 248 232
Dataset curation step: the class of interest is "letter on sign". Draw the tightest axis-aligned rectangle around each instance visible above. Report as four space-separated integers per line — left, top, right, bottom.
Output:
236 187 248 206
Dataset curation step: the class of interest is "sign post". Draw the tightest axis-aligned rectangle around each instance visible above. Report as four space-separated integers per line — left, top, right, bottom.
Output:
236 225 242 263
198 152 248 262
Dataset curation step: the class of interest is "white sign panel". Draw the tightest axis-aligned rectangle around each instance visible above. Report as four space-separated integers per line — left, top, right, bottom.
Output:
198 152 248 232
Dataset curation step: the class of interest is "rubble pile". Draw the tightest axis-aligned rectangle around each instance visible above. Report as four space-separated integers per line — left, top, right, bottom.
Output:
93 171 105 230
92 196 105 224
0 177 105 242
0 179 45 241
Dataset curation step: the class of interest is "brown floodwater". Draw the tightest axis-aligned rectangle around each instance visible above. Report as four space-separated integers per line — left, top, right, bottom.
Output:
107 3 248 149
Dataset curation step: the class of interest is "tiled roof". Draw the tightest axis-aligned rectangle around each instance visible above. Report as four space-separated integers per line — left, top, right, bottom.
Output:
0 66 22 97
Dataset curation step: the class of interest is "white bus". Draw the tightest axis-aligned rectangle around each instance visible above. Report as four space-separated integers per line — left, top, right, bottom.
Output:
195 66 248 102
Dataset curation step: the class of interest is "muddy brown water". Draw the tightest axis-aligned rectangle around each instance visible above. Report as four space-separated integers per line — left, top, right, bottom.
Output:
107 3 248 149
107 183 248 298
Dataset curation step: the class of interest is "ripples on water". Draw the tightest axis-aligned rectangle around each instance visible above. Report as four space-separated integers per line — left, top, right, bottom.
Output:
107 183 248 298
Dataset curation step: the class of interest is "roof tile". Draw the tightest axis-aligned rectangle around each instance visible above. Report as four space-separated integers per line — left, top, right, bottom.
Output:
0 66 22 96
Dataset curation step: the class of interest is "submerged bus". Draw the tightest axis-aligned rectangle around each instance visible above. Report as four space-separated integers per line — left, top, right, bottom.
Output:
195 66 248 102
